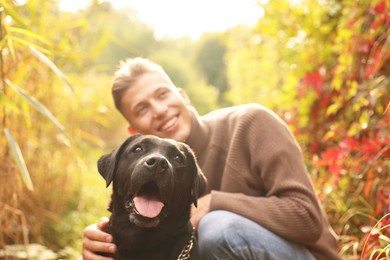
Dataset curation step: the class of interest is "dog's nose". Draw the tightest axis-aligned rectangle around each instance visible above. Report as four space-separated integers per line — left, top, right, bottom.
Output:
145 157 169 172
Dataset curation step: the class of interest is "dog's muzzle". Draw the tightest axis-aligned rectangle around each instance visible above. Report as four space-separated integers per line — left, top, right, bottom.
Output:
127 154 175 227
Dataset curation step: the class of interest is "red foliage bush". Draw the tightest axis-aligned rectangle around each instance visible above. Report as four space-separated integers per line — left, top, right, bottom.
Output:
291 1 389 257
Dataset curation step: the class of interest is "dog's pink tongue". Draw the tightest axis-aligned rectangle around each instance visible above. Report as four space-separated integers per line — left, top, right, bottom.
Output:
133 196 164 218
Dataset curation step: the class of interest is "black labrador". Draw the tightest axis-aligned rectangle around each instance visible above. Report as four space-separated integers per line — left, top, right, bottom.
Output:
97 134 207 259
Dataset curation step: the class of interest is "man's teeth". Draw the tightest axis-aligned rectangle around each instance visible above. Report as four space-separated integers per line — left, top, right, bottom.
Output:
161 117 177 131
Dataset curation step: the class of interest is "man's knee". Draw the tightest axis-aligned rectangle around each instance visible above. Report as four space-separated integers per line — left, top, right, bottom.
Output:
197 210 316 260
197 211 262 259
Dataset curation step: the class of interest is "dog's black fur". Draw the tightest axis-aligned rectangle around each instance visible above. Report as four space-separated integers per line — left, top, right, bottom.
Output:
97 134 207 259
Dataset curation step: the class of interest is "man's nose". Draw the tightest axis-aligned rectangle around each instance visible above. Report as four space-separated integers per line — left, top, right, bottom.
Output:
151 101 168 117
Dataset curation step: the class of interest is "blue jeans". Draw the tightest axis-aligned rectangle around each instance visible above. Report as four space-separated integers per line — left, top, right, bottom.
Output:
198 210 316 260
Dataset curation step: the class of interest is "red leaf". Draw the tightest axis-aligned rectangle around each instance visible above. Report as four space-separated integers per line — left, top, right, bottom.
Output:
365 47 383 78
339 137 360 151
372 14 386 30
375 202 383 216
361 137 380 159
302 70 326 95
363 171 374 197
374 1 387 14
321 148 344 176
360 40 373 53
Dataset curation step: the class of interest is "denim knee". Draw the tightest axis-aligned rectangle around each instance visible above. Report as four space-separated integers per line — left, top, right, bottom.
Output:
198 210 265 259
197 210 316 260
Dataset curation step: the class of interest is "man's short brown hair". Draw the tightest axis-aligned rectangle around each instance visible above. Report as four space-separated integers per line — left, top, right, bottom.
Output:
112 57 173 113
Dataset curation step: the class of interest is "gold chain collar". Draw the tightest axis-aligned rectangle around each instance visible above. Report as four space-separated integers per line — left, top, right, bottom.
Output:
177 227 195 260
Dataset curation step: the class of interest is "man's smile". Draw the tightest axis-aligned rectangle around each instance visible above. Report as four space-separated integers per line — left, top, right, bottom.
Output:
159 116 178 131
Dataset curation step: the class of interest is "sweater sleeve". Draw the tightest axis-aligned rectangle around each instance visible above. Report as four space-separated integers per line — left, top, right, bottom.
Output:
209 105 323 245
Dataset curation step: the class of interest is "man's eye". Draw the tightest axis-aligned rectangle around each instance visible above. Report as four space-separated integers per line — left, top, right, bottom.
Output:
159 90 168 98
132 146 142 153
137 106 147 114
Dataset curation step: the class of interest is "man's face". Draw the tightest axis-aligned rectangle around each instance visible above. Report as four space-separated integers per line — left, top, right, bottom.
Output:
120 72 192 142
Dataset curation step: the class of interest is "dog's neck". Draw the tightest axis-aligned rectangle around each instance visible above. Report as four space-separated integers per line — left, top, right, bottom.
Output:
177 225 196 260
113 221 195 259
167 221 196 260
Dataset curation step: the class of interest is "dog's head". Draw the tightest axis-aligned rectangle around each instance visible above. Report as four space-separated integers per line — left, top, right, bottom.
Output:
97 134 207 228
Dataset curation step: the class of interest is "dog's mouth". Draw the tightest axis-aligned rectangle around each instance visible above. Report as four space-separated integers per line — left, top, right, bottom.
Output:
126 181 167 227
132 182 165 218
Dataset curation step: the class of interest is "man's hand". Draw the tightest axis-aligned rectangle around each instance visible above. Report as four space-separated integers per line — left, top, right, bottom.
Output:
191 194 211 228
82 217 116 260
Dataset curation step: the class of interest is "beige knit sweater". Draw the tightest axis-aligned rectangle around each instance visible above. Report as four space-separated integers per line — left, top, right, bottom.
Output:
186 104 341 260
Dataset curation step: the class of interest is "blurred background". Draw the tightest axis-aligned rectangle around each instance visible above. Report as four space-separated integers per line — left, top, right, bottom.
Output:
0 0 389 259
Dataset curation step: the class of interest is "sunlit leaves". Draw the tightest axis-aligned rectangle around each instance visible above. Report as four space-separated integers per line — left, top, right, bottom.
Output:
0 5 52 58
226 0 389 258
0 92 19 112
346 80 358 99
5 79 71 147
0 0 29 28
4 128 34 191
360 213 390 259
28 46 75 93
8 26 51 47
326 99 342 116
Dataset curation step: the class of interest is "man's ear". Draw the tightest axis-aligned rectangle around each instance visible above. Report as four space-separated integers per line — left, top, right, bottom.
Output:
177 88 191 105
127 126 138 135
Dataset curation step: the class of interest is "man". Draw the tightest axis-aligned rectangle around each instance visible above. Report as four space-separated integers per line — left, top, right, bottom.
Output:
82 57 341 260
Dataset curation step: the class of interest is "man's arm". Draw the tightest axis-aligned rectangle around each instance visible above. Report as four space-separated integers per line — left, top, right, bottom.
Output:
190 194 211 228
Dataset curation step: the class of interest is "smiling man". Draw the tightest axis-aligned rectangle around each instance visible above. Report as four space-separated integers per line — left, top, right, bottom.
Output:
82 57 342 260
113 62 192 142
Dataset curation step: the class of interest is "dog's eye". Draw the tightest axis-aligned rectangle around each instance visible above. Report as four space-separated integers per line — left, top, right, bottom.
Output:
174 154 184 164
132 145 142 153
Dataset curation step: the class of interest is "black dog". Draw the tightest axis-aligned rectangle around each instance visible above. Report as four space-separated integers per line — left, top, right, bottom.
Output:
97 134 207 259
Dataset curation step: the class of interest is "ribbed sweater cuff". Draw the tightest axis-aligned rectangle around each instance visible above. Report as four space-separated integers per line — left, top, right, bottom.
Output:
209 190 231 211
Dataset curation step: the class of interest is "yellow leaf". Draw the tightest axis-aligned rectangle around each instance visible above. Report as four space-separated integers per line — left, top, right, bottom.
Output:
4 128 34 191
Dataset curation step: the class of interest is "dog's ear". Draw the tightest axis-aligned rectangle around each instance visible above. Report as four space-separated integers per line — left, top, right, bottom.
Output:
186 145 207 207
98 134 141 187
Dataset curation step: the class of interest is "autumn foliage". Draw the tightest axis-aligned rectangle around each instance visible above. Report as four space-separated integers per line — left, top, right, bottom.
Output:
0 0 389 259
294 1 390 258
